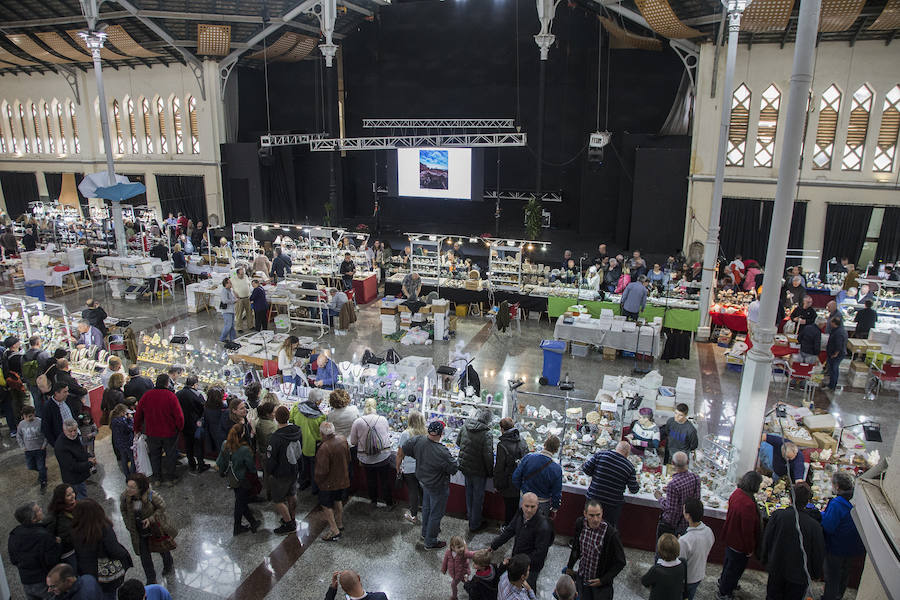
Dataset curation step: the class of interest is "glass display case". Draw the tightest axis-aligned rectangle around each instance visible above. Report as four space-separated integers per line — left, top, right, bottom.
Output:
22 299 75 353
487 239 524 291
408 234 444 286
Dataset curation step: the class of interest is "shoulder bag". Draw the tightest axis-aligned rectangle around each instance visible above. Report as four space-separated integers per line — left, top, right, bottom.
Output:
524 455 554 481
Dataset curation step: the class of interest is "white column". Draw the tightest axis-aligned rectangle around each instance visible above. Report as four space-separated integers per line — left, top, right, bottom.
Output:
731 0 822 479
697 0 748 336
802 198 827 273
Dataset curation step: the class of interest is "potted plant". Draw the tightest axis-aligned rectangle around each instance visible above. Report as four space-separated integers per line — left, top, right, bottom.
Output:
524 198 542 240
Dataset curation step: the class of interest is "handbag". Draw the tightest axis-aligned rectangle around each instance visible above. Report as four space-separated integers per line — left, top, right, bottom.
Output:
97 557 126 584
148 521 177 553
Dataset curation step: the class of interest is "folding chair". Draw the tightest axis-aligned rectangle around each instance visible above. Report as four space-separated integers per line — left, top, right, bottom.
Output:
867 361 900 399
787 361 815 403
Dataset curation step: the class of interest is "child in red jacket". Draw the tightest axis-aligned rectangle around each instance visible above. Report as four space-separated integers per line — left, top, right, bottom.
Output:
442 535 475 600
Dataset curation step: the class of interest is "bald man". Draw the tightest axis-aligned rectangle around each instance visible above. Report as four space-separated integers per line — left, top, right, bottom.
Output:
324 569 388 600
489 492 555 592
582 441 639 527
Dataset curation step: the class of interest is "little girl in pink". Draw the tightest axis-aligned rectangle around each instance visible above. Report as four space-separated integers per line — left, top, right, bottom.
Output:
441 535 475 600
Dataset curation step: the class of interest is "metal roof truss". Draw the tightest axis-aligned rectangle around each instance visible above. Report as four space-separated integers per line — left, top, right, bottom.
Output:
306 133 528 151
362 119 516 128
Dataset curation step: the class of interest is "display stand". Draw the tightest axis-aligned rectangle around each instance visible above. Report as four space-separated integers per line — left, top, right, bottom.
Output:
487 238 524 291
407 233 445 288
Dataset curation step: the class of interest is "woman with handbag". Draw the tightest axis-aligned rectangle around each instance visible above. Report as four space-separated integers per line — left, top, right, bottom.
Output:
218 277 237 343
120 473 177 584
216 423 262 536
71 498 133 600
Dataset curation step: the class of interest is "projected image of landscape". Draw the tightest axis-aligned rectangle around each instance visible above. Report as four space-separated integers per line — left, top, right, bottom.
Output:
419 149 449 190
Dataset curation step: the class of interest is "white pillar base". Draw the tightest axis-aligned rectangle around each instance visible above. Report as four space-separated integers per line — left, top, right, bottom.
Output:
730 325 776 479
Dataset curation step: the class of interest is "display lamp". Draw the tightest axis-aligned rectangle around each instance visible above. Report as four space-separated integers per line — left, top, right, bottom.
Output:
837 421 882 449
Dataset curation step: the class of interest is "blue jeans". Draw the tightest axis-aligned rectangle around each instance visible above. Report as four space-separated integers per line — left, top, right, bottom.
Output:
25 448 47 484
827 357 841 389
322 308 340 325
718 546 750 597
421 486 450 547
117 448 135 477
464 474 486 530
72 481 88 500
220 312 236 341
685 581 700 600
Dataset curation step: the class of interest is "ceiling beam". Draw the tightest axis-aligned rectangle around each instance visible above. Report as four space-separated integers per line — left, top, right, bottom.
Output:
339 1 373 17
284 21 345 39
2 12 128 28
219 0 320 73
591 1 651 32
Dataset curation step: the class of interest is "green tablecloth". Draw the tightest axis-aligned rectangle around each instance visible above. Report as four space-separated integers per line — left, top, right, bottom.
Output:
546 297 699 332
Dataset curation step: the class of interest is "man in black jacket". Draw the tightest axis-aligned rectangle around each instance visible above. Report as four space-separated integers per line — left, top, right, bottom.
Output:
8 501 61 600
457 407 494 532
270 247 292 280
51 360 87 407
565 500 627 600
763 483 825 600
176 376 209 473
489 492 554 592
797 320 823 364
266 405 303 534
853 300 877 339
789 295 816 330
81 299 108 338
41 383 83 447
494 418 528 526
124 367 154 401
54 419 95 499
826 317 848 390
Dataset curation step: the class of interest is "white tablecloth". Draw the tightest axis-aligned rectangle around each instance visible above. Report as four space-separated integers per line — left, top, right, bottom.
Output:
554 317 662 358
23 265 88 287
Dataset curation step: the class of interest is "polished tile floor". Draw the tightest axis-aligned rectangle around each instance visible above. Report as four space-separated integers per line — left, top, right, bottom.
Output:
0 283 882 599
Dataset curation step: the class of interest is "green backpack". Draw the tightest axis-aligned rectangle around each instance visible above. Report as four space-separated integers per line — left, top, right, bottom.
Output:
21 359 40 386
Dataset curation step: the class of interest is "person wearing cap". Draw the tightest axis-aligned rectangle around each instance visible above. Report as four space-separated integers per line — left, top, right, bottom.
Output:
396 420 459 549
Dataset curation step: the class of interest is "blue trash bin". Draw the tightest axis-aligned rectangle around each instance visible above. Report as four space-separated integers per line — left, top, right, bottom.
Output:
24 280 46 302
539 340 566 386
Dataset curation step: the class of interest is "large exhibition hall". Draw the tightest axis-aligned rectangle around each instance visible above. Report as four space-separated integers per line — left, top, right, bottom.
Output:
0 0 898 599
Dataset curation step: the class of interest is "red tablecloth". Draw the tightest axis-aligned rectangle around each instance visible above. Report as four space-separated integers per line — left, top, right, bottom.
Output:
745 338 827 363
352 274 378 304
709 311 748 332
85 386 104 425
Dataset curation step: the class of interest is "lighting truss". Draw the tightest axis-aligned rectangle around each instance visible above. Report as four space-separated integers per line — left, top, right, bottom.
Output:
485 190 562 203
362 119 516 129
307 133 527 151
259 133 329 147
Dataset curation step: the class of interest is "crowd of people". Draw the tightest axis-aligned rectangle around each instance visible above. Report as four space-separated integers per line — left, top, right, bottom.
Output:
3 346 868 600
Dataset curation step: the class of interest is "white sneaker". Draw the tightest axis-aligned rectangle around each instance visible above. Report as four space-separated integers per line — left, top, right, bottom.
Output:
403 511 417 524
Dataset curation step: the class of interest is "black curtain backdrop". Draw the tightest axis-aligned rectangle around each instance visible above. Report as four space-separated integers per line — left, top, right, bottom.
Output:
155 175 206 223
821 203 873 274
0 171 39 218
260 147 299 223
877 207 900 263
720 198 764 261
721 198 807 266
44 173 62 200
122 174 147 206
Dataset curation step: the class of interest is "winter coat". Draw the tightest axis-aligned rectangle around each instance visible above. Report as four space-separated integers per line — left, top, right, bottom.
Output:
54 435 92 485
494 428 527 497
119 489 178 554
289 400 326 457
464 564 505 600
72 525 133 583
8 522 61 585
123 376 153 401
456 408 494 478
176 386 205 432
101 388 125 417
821 494 866 557
722 488 761 555
763 506 825 583
489 510 554 574
566 517 627 585
44 511 75 556
204 407 228 453
134 388 184 438
442 548 475 580
110 416 134 456
216 444 255 482
266 424 303 479
41 397 84 446
315 434 351 491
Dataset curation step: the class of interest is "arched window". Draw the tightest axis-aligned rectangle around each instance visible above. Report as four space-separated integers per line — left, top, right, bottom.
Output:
19 104 31 153
0 114 6 153
754 84 781 168
126 98 138 154
31 103 43 154
112 99 125 154
69 101 80 154
172 96 184 154
843 84 873 171
43 103 55 154
813 84 841 170
873 85 900 173
726 84 751 167
141 98 154 153
56 102 68 155
156 97 168 154
6 104 18 153
188 95 200 154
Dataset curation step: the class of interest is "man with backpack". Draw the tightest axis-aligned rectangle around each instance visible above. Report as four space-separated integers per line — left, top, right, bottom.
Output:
289 388 327 494
22 336 51 415
512 435 563 518
349 399 395 508
457 407 494 532
266 405 303 534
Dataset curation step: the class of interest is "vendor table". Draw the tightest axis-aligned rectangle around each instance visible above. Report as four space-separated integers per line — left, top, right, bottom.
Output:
23 265 91 294
709 310 749 332
352 274 378 304
83 385 104 426
553 317 662 358
547 297 699 332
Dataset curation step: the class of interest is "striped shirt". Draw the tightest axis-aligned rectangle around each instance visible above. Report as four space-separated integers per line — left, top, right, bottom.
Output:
582 450 639 506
